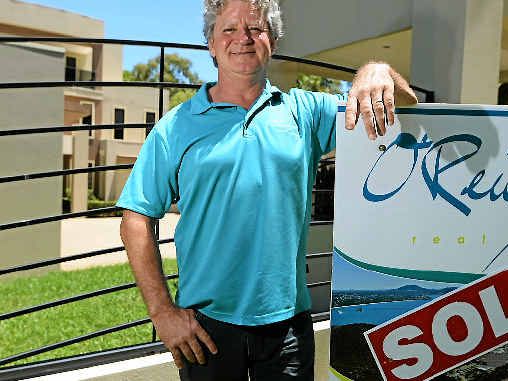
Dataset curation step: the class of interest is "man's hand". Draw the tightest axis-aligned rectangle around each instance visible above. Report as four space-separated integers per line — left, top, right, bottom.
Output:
345 62 418 140
152 307 218 369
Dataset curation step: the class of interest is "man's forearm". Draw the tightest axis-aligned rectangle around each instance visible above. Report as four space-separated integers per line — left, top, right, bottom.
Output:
120 212 176 319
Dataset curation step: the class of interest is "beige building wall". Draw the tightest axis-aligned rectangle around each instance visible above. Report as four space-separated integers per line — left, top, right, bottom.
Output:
276 0 508 104
0 0 104 38
271 0 412 91
0 42 64 276
0 0 107 215
411 0 503 104
97 87 170 201
0 1 169 209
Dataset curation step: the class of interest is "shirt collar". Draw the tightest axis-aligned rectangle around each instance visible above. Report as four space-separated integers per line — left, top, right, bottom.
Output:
190 80 282 115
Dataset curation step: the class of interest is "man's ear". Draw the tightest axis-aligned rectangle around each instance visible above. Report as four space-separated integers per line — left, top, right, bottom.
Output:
270 38 277 54
209 38 216 59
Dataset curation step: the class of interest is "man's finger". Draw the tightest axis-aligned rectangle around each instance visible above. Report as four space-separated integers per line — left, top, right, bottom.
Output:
358 94 377 140
179 342 197 364
171 347 184 370
196 325 218 355
189 337 207 365
371 90 386 136
383 86 396 126
345 94 358 130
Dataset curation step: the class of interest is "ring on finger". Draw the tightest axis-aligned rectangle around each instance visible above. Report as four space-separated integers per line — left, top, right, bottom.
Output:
375 99 384 104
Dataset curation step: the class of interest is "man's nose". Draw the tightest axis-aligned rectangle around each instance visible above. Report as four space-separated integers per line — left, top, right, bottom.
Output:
238 27 254 43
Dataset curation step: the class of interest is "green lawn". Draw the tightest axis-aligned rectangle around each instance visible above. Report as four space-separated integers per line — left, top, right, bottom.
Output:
0 259 178 368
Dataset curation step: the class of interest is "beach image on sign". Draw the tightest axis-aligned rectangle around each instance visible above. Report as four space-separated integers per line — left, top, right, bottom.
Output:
330 104 508 381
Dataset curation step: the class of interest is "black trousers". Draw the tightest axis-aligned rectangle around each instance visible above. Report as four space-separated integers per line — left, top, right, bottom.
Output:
179 311 315 381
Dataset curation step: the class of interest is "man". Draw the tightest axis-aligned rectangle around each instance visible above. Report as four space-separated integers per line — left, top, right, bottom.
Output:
118 1 418 380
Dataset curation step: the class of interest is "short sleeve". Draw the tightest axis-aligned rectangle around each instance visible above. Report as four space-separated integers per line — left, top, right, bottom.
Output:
310 92 343 155
116 127 177 219
289 89 344 155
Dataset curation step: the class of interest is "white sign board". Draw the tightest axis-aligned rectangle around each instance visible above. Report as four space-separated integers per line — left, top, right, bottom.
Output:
329 104 508 381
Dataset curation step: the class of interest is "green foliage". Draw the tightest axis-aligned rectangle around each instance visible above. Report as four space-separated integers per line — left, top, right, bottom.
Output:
88 199 121 217
168 88 198 110
62 189 122 216
0 259 178 367
296 73 347 95
123 53 202 110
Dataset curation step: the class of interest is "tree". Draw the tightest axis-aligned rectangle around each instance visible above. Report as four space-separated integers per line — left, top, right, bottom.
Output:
295 73 349 96
123 53 202 110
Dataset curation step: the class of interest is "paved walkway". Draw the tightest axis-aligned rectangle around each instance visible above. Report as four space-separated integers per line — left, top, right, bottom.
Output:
60 213 180 271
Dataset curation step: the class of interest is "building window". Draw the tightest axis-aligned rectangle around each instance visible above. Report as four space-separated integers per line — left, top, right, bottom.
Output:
114 108 125 140
145 111 156 137
65 56 77 81
88 162 94 190
82 114 92 136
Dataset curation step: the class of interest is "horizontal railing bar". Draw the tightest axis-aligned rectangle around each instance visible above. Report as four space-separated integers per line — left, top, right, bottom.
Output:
274 54 432 96
306 252 333 259
0 342 165 380
0 37 210 50
410 85 435 97
0 164 134 184
0 207 120 231
273 53 356 74
0 166 335 189
0 78 433 100
0 318 151 367
1 211 331 233
311 311 330 323
1 241 323 277
0 210 331 233
0 37 434 96
0 238 174 276
0 310 329 376
0 37 355 78
2 270 322 322
0 81 201 90
0 273 178 321
0 123 152 136
309 220 333 226
0 245 326 279
307 280 331 288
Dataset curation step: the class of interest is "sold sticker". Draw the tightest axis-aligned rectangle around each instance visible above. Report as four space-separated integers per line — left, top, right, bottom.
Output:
364 269 508 381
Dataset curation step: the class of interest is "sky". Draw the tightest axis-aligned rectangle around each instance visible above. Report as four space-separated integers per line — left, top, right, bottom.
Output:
23 0 218 82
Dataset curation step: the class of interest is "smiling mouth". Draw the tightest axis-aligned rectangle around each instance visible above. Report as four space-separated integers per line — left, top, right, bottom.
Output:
232 52 256 55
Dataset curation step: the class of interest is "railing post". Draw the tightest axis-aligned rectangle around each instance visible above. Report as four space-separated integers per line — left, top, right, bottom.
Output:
151 46 165 344
426 90 435 103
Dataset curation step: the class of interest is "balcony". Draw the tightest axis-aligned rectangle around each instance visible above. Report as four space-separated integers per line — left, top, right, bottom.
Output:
0 36 434 381
65 66 96 83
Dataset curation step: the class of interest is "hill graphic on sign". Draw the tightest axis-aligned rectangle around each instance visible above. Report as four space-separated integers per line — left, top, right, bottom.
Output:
332 285 457 307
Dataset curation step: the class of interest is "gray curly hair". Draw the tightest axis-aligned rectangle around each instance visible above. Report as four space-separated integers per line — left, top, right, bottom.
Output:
203 0 284 44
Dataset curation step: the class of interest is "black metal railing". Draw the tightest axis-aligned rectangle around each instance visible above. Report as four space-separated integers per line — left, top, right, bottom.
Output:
0 36 433 380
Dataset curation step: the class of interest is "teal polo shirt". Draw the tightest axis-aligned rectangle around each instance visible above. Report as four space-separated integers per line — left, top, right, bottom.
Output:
117 80 341 325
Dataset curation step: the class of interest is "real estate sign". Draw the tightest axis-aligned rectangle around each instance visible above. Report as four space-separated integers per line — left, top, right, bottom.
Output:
330 104 508 381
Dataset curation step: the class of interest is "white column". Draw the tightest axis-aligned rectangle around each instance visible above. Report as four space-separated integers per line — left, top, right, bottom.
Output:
411 0 503 104
71 130 88 212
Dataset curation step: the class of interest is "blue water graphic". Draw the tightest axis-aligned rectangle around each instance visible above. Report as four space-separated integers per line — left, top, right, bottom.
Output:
331 300 426 327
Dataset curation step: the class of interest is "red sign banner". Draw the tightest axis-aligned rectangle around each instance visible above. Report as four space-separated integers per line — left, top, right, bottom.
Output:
365 269 508 381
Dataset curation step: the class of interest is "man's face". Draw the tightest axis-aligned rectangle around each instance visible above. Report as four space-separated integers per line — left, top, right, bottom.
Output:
209 0 274 77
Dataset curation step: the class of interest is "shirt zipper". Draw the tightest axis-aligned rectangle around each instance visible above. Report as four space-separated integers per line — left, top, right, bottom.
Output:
242 97 273 137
